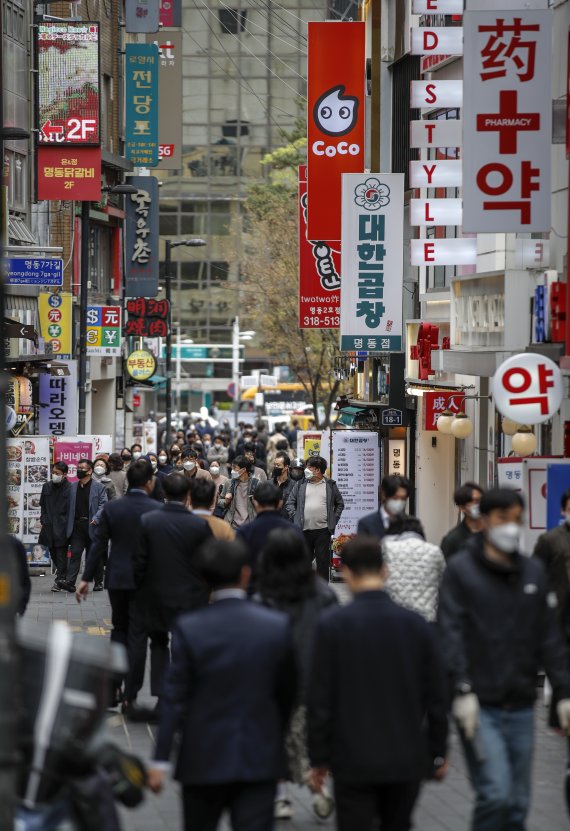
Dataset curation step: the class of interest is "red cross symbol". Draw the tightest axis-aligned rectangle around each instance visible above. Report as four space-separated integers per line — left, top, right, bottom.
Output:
477 90 540 154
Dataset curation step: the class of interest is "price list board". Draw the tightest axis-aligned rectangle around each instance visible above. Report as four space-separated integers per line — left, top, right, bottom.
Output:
331 431 380 538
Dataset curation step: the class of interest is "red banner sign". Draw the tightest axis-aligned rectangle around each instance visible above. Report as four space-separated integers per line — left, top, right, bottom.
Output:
307 21 365 241
298 166 341 329
37 147 101 200
422 391 465 432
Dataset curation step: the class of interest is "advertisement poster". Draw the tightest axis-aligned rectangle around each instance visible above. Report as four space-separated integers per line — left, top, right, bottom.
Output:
340 173 404 352
37 22 100 146
297 430 330 464
331 431 379 540
54 435 113 481
307 21 365 241
7 437 51 564
298 165 340 329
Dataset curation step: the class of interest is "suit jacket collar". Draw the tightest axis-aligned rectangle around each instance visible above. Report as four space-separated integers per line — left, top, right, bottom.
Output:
354 589 390 602
162 501 190 513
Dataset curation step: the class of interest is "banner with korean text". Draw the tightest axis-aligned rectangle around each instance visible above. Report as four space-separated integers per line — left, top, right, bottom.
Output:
463 8 552 232
298 165 340 329
339 174 403 352
125 176 159 297
307 21 365 241
38 361 78 436
125 43 159 167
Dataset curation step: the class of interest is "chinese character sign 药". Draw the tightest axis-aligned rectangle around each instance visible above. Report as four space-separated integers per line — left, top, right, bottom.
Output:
339 173 404 353
463 9 552 232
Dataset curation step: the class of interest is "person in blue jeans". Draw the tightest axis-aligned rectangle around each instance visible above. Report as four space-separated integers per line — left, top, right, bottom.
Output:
439 488 570 831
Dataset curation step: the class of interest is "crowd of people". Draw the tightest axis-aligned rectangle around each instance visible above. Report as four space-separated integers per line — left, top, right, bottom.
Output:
31 417 570 831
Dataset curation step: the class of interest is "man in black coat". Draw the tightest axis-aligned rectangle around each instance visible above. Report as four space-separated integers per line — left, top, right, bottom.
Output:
308 536 448 831
134 473 213 711
236 482 301 593
357 474 410 540
39 460 71 591
76 459 157 715
147 539 297 831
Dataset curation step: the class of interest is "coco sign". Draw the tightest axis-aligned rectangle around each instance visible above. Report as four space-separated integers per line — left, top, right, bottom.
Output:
491 353 564 425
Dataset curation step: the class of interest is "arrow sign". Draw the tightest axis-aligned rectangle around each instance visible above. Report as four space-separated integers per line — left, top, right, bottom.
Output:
41 120 64 141
4 319 38 343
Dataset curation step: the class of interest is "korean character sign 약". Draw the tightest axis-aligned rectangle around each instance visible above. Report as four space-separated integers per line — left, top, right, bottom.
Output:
462 8 552 233
339 173 404 353
491 353 563 426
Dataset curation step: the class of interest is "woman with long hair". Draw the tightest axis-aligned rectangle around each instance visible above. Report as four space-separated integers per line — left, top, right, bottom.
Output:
256 528 337 821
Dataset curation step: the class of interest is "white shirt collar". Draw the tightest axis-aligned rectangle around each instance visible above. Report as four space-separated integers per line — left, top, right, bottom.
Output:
192 508 211 516
380 505 391 528
211 588 247 602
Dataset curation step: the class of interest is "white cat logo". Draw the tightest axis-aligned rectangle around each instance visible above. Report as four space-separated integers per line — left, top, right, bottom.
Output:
314 85 359 137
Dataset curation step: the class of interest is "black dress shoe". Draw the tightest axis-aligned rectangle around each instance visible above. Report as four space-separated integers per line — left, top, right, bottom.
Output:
93 583 104 592
63 581 76 593
121 701 156 723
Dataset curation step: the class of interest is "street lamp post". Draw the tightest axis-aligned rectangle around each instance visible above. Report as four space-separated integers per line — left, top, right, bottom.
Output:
163 238 206 445
77 184 138 434
231 316 255 424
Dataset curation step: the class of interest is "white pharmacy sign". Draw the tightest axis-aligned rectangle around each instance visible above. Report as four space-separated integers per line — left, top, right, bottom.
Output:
491 353 563 425
463 8 552 232
340 174 404 352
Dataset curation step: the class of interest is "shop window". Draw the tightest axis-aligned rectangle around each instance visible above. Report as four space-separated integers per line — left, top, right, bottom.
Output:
218 8 247 34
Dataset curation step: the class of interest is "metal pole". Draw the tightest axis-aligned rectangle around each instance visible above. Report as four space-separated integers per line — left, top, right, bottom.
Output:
232 316 240 424
164 239 172 446
176 324 181 414
78 201 90 434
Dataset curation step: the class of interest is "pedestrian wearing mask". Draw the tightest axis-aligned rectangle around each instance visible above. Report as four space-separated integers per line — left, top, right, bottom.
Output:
243 441 267 481
59 459 107 592
170 442 182 463
441 482 484 561
383 516 445 623
93 456 118 502
219 456 260 530
108 452 128 496
156 450 172 478
357 474 410 540
289 458 305 484
209 458 229 518
272 451 295 517
286 456 344 581
192 441 210 471
131 443 143 462
208 436 229 475
40 461 71 592
438 488 570 831
180 448 212 482
256 528 337 822
120 448 132 470
145 453 165 501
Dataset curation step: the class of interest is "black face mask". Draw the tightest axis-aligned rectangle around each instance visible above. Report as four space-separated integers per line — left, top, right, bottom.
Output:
272 466 283 479
122 455 131 463
76 469 89 480
290 470 304 481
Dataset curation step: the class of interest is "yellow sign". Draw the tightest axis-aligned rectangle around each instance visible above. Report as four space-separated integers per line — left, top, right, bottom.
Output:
303 432 323 461
126 349 156 381
38 292 72 356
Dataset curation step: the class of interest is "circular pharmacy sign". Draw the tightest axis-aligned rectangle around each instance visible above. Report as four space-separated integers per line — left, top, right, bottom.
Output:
492 353 563 425
126 349 156 381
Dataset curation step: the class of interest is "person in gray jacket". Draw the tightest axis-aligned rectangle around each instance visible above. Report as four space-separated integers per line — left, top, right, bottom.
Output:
218 455 260 529
285 456 344 581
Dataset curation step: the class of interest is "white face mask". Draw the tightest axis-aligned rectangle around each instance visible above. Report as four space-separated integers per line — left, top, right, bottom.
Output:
466 504 481 520
210 466 220 476
304 468 314 480
132 451 142 460
151 461 157 471
487 522 521 554
52 474 63 484
94 466 106 477
386 498 406 516
231 469 241 480
183 460 196 471
158 455 167 464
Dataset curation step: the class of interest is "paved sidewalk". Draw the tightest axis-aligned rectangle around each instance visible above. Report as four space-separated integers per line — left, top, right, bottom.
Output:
25 573 569 830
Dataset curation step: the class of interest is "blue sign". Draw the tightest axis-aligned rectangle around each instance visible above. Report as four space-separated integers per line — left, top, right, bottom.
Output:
160 345 208 360
546 463 570 530
125 43 159 167
5 257 63 286
382 408 403 427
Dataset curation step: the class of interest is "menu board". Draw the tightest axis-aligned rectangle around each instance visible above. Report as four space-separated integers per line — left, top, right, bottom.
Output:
331 431 380 539
7 437 51 566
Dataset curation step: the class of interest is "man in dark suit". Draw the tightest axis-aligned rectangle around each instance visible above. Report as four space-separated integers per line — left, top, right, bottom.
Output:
147 539 297 831
76 459 156 714
60 459 107 592
133 473 213 711
357 474 410 540
236 482 301 593
307 536 448 831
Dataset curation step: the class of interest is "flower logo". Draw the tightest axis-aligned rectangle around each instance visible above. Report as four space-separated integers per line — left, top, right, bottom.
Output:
354 178 390 211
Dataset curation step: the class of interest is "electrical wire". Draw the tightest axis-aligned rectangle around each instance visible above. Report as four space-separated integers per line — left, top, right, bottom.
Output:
216 0 306 58
255 0 309 28
196 0 304 98
246 0 308 45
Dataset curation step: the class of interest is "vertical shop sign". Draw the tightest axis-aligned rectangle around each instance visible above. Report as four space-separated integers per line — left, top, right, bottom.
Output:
146 30 182 169
39 362 78 436
298 166 341 329
125 43 159 167
37 147 101 201
463 8 552 232
159 0 181 27
125 176 159 297
340 173 404 352
307 21 365 241
86 306 122 355
125 0 159 33
38 292 72 356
